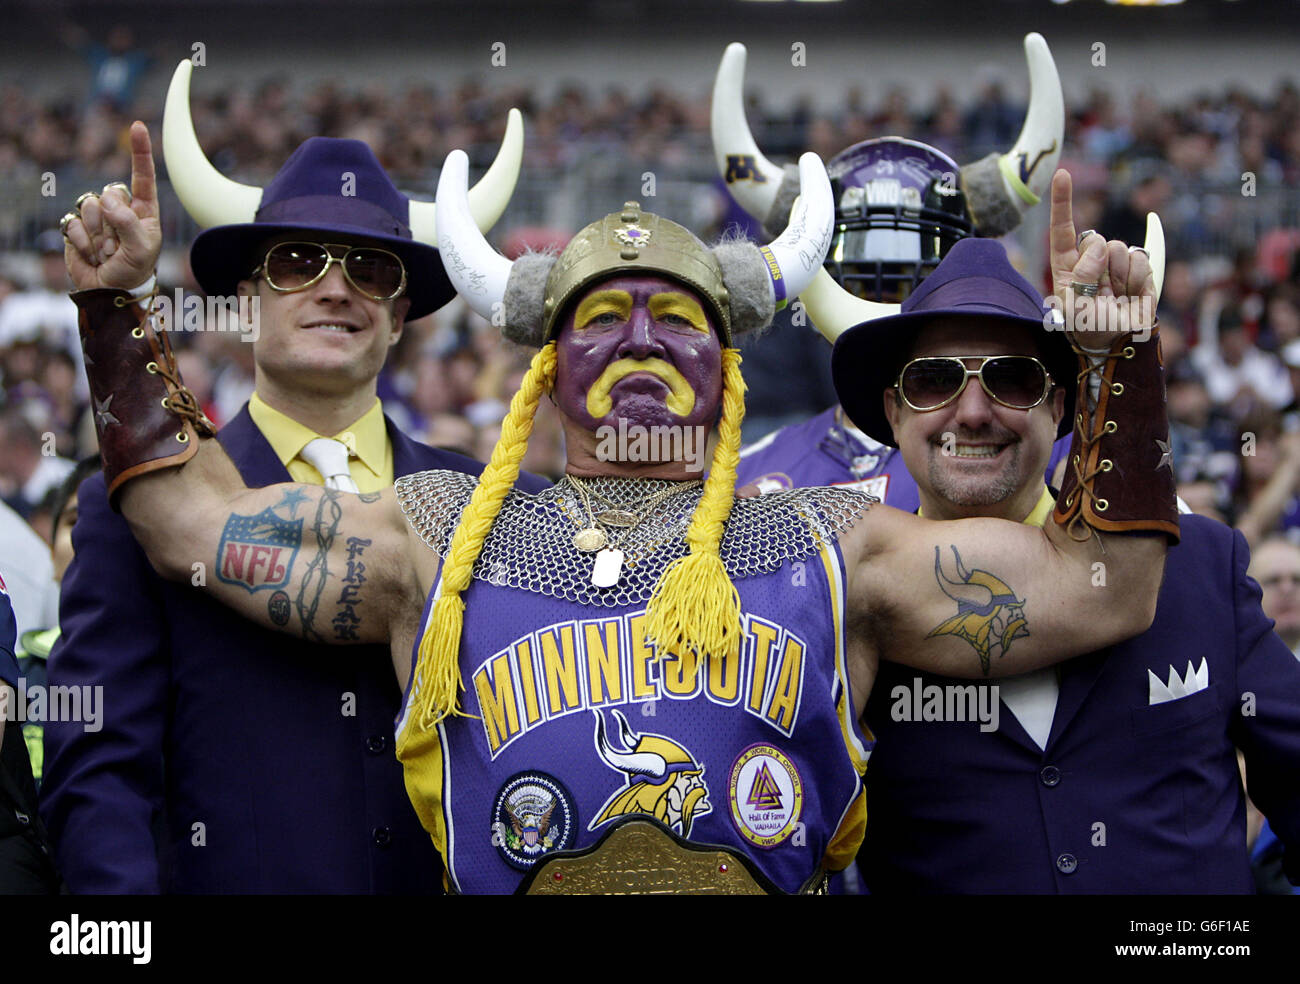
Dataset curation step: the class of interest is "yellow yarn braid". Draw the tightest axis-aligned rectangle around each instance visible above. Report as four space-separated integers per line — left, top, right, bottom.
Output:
410 342 558 728
644 347 747 671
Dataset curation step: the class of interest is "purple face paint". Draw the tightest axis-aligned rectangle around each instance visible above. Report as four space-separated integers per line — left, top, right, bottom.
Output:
554 275 723 433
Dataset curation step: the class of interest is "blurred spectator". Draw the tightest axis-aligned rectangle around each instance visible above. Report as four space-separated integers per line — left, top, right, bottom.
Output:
59 23 155 112
0 499 56 639
0 409 74 519
1234 413 1300 546
0 231 82 380
1250 535 1300 657
1191 307 1293 418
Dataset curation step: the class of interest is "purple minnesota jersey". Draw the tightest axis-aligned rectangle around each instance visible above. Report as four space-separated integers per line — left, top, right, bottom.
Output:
738 405 1072 507
396 541 870 894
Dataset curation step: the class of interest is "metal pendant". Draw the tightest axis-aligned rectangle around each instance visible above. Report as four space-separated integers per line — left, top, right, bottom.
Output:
573 527 608 552
592 548 625 588
596 509 639 528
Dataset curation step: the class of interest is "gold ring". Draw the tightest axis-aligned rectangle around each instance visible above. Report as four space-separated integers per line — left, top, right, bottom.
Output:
105 181 131 201
74 191 99 210
1071 281 1101 297
59 212 78 236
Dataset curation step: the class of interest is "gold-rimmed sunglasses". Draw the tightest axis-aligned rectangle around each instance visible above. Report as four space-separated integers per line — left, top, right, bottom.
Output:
250 242 407 301
896 355 1055 412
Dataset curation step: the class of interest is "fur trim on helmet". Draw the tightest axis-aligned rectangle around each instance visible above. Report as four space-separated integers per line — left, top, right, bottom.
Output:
960 153 1023 238
712 238 776 338
502 238 776 347
501 250 557 347
761 162 803 241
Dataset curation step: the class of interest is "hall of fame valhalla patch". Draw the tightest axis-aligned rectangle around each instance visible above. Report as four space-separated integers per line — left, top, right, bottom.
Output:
728 745 803 848
492 771 577 871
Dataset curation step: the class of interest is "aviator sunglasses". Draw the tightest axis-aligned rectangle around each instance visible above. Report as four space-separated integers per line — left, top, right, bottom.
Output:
896 355 1055 412
251 242 408 301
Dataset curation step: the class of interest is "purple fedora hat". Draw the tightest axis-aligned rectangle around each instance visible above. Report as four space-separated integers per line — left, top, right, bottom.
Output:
830 237 1075 447
189 138 451 319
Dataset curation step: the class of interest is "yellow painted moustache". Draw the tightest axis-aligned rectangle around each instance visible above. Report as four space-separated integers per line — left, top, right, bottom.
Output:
586 358 696 418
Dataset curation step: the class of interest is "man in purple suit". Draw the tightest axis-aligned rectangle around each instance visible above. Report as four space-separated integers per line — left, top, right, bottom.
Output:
842 229 1300 894
40 65 541 892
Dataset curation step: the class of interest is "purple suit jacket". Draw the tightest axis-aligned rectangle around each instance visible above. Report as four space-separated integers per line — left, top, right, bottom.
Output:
863 515 1300 893
41 405 547 893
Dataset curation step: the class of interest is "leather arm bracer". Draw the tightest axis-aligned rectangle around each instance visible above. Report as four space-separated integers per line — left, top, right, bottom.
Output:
73 287 216 506
1053 328 1180 543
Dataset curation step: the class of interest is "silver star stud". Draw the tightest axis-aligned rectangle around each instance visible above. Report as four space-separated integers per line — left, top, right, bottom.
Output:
1155 438 1173 471
94 393 120 428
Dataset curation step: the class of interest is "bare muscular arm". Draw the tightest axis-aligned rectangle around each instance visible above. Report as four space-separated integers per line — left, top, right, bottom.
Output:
119 438 422 648
844 504 1163 684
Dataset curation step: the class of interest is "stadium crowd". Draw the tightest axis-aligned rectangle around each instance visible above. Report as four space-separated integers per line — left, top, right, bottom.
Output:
6 69 1300 555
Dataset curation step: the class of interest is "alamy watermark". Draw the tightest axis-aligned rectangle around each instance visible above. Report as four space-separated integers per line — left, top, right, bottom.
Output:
1043 290 1155 344
889 677 1000 733
594 419 708 473
1 680 103 732
151 288 260 343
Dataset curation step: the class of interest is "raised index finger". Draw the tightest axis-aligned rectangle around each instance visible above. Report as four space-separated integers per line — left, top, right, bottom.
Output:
1048 168 1078 276
129 121 158 216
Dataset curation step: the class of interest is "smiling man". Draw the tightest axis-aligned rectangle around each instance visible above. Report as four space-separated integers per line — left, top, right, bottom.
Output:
846 237 1300 894
65 130 1177 893
40 64 541 893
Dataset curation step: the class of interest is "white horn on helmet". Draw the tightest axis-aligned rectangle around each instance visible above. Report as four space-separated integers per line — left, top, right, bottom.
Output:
961 33 1064 236
1145 212 1166 304
435 149 515 321
711 42 787 221
759 152 836 308
800 269 901 343
409 108 524 242
163 60 263 228
997 32 1065 207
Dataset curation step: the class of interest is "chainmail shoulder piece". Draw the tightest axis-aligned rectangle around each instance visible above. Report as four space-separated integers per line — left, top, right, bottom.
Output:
394 471 875 608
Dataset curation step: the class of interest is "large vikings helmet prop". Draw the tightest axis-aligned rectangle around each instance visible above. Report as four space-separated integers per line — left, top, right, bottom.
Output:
711 34 1066 334
824 138 973 303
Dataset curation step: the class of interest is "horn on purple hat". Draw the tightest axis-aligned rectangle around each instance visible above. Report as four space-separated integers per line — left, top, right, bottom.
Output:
162 59 523 237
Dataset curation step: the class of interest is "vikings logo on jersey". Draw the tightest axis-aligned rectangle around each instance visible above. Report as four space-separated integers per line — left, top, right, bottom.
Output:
927 545 1029 675
590 710 710 838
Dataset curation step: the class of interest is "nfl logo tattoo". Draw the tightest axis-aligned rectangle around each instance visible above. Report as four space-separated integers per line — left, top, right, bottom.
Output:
217 508 302 592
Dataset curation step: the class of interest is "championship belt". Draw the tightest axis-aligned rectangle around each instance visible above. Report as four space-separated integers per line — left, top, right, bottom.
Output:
1053 327 1179 542
516 816 827 895
72 287 216 505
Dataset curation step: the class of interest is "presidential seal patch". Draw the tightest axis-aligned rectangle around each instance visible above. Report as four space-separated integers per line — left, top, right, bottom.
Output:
729 744 803 848
493 771 577 871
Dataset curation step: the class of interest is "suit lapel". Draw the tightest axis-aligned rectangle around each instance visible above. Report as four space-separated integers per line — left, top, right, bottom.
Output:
1044 648 1109 750
217 405 293 488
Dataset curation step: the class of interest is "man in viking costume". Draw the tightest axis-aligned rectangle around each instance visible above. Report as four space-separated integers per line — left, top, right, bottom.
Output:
62 96 1175 890
41 62 544 893
715 36 1075 507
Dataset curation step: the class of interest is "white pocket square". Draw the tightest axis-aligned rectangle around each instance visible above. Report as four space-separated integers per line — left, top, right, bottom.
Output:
1147 658 1209 705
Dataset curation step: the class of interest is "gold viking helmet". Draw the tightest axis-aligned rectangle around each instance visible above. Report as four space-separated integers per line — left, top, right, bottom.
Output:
403 150 834 730
540 202 734 345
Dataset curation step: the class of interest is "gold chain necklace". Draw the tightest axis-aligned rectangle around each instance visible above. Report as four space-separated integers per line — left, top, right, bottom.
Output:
561 475 701 587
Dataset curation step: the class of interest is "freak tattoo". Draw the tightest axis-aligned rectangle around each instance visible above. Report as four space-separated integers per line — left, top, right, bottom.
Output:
331 536 372 641
296 489 343 642
926 545 1030 675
